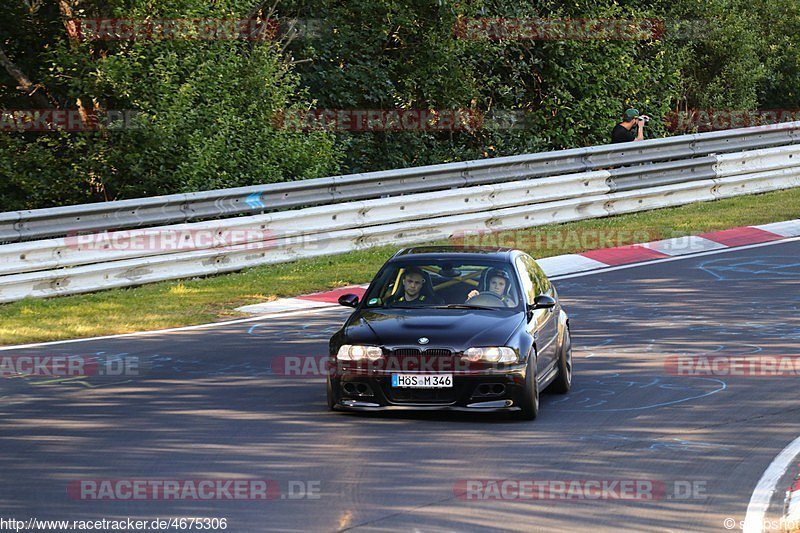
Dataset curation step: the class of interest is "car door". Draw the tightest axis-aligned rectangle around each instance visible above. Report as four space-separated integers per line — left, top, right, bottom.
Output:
515 256 557 377
520 255 560 373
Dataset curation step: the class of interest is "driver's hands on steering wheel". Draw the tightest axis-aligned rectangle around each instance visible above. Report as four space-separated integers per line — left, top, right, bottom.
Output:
466 289 480 300
466 291 506 306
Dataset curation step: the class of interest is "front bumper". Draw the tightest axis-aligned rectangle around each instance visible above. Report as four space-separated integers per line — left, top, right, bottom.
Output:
336 399 519 413
329 364 528 413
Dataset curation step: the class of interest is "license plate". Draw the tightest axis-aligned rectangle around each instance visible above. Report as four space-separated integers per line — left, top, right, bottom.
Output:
392 374 453 388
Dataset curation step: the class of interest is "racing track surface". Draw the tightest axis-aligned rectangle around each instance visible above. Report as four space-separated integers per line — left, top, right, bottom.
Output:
2 241 800 531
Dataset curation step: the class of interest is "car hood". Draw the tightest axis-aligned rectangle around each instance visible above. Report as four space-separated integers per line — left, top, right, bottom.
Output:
344 308 525 350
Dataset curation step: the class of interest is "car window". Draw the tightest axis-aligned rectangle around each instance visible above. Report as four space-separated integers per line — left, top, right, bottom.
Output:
517 255 552 299
363 260 522 309
524 256 551 294
515 257 536 303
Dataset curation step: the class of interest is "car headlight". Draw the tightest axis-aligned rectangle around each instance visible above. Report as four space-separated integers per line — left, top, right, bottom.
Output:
462 347 518 363
336 344 384 361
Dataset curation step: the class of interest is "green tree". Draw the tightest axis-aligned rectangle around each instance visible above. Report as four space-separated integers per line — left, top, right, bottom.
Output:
280 0 683 173
0 0 339 210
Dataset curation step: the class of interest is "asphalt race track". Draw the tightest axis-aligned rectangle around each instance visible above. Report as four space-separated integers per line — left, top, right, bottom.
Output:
2 240 800 532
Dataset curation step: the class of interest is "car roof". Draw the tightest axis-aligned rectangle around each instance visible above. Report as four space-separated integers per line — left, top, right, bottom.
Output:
390 246 519 261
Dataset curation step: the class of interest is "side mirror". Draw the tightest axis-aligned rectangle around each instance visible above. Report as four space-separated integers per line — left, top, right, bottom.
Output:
533 294 556 309
338 293 360 308
527 294 556 315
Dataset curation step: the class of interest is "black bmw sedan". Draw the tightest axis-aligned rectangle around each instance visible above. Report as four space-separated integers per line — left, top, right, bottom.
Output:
327 246 572 420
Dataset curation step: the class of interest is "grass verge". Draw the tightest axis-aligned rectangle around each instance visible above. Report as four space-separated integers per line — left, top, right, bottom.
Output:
2 187 800 345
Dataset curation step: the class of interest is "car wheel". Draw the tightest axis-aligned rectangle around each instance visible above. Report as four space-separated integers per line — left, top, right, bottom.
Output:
549 326 572 394
515 350 539 420
326 377 336 411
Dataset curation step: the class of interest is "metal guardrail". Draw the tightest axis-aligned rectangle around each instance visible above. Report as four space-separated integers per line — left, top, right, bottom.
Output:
1 125 800 303
2 122 799 243
0 170 611 276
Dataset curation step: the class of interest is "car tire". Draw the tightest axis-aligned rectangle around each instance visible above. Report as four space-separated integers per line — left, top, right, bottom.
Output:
515 350 539 420
326 377 336 411
548 326 572 394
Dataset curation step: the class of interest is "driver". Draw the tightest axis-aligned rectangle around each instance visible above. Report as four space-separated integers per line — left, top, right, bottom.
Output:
387 266 441 305
466 269 512 305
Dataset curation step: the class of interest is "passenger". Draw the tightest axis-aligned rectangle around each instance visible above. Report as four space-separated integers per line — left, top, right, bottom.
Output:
467 269 512 305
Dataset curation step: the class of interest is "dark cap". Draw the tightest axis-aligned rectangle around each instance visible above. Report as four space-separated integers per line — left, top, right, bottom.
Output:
624 108 640 120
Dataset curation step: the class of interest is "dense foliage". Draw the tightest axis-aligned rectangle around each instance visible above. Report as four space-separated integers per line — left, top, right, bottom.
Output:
1 0 798 210
0 0 339 209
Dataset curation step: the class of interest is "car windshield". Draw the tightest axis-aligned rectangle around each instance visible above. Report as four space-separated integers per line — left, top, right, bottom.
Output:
362 259 522 310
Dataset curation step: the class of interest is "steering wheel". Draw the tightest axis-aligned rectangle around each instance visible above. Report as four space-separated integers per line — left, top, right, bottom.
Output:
467 291 506 306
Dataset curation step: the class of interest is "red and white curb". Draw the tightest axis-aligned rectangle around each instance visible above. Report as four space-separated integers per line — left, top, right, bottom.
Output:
237 285 369 314
236 219 800 314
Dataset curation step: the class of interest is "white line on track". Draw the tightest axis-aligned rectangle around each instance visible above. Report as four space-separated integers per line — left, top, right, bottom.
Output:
743 435 800 533
2 234 798 353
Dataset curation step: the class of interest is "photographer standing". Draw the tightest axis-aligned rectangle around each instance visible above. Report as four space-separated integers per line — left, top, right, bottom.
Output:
611 108 648 143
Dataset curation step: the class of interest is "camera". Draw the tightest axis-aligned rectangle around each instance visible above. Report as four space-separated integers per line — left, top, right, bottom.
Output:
637 115 650 122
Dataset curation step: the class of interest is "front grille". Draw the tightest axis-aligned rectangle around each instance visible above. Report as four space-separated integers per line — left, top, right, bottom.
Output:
384 347 460 372
383 346 460 404
386 348 454 357
391 348 422 357
422 349 453 357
